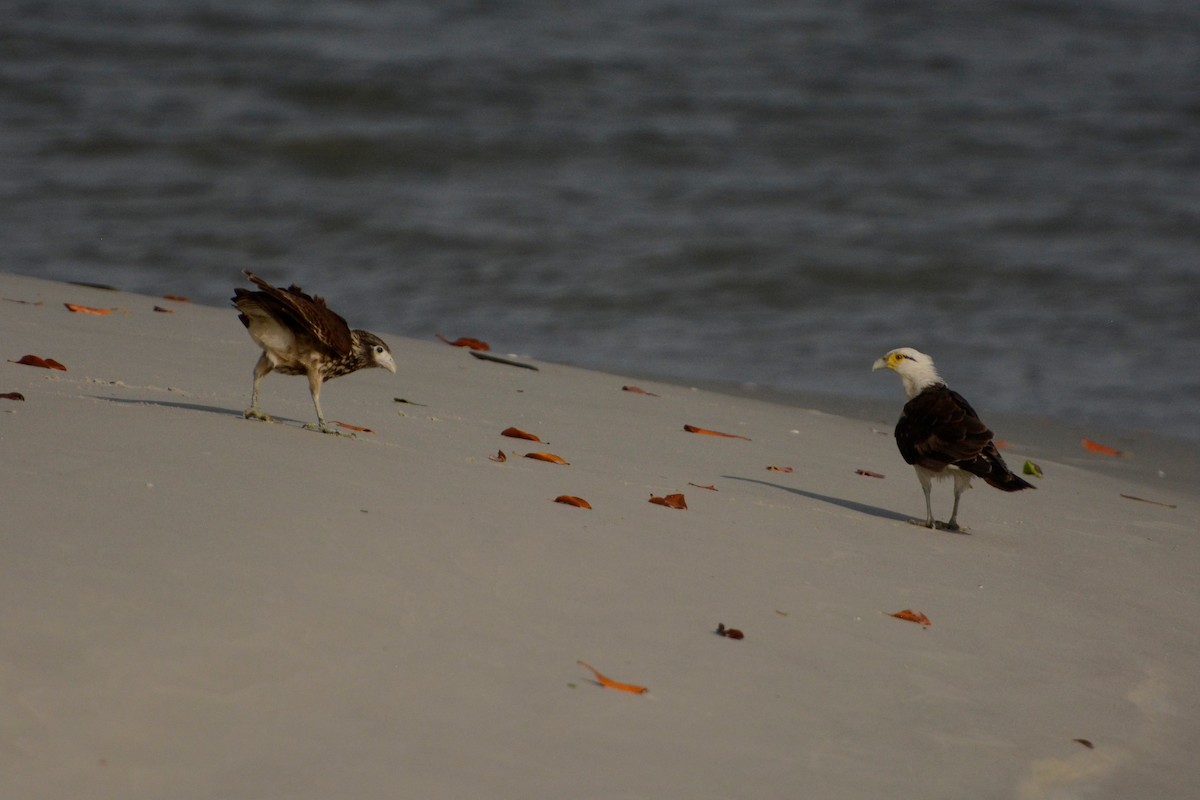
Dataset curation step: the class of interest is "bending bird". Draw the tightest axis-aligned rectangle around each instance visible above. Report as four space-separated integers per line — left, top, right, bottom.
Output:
232 270 396 434
873 347 1033 531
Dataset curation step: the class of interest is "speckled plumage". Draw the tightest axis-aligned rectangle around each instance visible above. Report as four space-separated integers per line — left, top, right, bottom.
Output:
232 270 396 434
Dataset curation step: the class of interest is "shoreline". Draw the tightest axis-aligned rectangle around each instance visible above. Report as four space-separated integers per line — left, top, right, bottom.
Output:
611 367 1198 500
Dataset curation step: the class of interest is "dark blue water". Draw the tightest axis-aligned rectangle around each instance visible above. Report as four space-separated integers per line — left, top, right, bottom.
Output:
4 0 1199 439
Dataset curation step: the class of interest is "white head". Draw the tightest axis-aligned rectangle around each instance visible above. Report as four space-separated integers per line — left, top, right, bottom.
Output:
872 347 943 399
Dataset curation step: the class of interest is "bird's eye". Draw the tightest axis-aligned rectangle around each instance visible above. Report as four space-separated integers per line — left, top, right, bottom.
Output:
375 346 384 354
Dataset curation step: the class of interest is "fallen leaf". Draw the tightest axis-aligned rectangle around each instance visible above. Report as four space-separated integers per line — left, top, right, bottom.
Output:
555 495 592 509
436 334 490 351
9 355 67 371
1 392 25 401
855 469 886 478
333 421 374 433
576 660 648 694
1022 460 1043 477
1119 494 1177 509
1073 738 1095 750
767 465 793 473
622 385 660 397
716 623 745 640
501 426 541 442
64 303 117 315
684 424 751 441
1082 438 1125 457
687 482 718 491
488 450 507 463
649 493 687 509
162 294 190 302
888 609 932 626
153 305 174 313
525 452 569 465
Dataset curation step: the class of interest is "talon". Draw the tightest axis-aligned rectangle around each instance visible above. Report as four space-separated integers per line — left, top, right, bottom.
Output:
303 422 354 437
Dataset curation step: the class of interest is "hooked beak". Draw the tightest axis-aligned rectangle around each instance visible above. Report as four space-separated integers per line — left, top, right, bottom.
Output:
872 357 889 372
379 351 397 374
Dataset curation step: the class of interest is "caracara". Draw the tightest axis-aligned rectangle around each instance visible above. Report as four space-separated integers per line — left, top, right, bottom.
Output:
232 270 396 434
873 347 1033 531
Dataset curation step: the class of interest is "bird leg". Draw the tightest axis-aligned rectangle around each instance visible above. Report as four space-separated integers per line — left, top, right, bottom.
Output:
908 470 936 529
944 472 973 532
302 370 353 437
244 354 277 423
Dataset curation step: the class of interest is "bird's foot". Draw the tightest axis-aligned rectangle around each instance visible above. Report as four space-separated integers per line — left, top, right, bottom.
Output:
244 408 277 423
907 518 968 533
303 421 355 438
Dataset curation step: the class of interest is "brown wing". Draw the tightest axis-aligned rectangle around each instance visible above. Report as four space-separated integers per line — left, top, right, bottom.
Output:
896 384 1034 491
895 385 994 470
240 270 354 355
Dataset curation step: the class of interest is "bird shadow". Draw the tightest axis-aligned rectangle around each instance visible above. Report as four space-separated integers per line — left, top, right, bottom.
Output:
722 475 915 525
92 395 300 423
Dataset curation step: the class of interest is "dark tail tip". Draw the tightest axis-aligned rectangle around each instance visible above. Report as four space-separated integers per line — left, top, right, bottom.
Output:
993 472 1036 492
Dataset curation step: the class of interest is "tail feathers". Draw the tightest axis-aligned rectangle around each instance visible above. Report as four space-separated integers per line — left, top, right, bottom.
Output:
984 471 1036 492
961 443 1036 492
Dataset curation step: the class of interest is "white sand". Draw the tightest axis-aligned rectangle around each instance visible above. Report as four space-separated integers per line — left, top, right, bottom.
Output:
3 272 1197 799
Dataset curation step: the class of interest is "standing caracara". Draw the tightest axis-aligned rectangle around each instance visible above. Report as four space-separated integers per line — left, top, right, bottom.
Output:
232 270 396 434
873 347 1033 531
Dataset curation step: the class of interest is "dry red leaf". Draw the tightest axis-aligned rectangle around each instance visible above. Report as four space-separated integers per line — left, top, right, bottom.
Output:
577 660 648 694
333 421 374 433
688 482 718 491
162 294 190 302
767 465 794 473
9 355 67 371
555 495 592 509
716 623 744 640
153 305 174 313
501 426 541 442
436 334 490 351
1082 438 1124 457
888 609 932 626
855 469 886 478
684 424 751 441
525 452 569 465
0 392 25 401
488 450 507 463
622 385 660 396
64 303 116 315
649 493 687 509
1073 738 1095 750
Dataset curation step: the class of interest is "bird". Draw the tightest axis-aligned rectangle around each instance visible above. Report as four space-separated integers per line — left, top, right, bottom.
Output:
231 270 396 434
873 347 1033 531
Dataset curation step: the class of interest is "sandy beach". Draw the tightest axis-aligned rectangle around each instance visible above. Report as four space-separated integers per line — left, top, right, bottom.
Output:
3 271 1197 799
